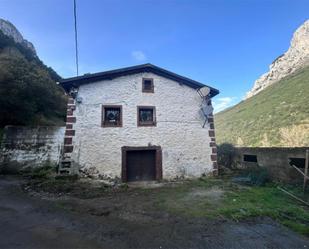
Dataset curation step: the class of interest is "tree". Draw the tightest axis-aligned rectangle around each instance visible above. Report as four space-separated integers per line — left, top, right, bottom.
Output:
0 30 66 127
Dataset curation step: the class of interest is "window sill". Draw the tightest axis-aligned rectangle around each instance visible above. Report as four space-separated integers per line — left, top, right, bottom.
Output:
138 122 156 127
142 90 154 93
102 123 122 128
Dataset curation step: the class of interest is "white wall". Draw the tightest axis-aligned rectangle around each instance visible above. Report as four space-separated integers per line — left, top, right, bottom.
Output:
0 126 65 170
72 72 213 179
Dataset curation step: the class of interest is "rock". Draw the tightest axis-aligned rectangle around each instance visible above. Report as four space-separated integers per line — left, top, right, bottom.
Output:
0 18 36 54
246 20 309 98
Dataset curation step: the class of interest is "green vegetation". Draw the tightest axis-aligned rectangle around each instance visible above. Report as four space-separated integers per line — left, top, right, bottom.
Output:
0 30 66 127
154 178 309 236
215 66 309 146
218 185 309 235
21 164 57 179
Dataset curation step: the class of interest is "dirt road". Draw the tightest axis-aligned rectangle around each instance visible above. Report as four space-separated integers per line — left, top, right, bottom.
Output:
0 176 308 249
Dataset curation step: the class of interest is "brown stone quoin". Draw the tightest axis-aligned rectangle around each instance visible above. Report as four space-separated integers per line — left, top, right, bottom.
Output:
208 115 218 176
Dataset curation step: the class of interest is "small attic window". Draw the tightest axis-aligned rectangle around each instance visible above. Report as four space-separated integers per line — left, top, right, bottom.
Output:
142 78 154 93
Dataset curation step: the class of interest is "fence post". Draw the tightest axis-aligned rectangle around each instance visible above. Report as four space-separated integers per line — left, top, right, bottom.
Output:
304 149 309 192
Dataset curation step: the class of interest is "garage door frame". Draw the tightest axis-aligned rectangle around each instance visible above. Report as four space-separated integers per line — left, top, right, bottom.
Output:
121 146 162 182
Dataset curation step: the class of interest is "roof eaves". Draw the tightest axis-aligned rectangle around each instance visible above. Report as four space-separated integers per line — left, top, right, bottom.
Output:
59 64 220 97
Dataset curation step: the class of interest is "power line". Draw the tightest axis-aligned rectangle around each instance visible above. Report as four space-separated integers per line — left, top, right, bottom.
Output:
73 0 79 76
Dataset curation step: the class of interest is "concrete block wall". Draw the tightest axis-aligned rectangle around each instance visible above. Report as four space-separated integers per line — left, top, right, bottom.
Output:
230 147 309 183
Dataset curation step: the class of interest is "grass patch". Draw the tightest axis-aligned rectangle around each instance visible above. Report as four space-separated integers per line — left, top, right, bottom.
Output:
218 185 309 235
154 178 309 236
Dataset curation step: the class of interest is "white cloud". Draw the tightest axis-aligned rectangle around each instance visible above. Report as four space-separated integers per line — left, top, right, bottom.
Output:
213 97 238 113
131 50 146 61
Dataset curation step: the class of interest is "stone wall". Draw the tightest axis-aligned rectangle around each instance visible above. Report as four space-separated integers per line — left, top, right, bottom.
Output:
223 146 309 183
0 126 65 173
70 72 216 180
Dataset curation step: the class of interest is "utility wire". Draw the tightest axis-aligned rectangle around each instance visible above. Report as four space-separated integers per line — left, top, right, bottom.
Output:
73 0 79 76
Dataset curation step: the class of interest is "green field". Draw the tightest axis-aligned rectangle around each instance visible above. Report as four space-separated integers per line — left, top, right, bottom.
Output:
215 66 309 147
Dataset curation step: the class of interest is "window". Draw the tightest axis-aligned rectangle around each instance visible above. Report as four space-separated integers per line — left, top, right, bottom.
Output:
102 105 122 127
142 78 154 93
137 106 156 126
243 154 258 163
289 158 306 168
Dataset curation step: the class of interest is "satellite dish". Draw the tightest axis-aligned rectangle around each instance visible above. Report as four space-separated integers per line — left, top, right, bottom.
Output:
197 86 213 128
198 86 210 97
202 104 214 116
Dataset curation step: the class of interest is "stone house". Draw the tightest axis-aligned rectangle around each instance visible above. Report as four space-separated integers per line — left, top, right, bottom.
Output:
59 64 219 181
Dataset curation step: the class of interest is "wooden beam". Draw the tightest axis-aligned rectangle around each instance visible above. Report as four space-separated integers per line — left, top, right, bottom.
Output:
277 187 309 206
291 164 309 179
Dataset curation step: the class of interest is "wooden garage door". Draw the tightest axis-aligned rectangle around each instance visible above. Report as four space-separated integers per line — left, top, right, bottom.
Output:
126 150 156 181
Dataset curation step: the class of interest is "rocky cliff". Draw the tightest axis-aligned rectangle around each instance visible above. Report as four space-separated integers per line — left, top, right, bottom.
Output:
246 20 309 98
0 18 36 54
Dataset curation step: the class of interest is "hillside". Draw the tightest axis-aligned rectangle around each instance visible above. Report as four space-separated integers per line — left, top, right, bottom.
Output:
215 66 309 147
0 20 66 127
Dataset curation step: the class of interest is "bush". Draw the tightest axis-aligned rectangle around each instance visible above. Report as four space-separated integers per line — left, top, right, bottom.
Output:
239 167 271 186
217 143 237 169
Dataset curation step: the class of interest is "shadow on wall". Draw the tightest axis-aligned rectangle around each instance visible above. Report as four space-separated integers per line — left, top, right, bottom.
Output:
217 143 309 183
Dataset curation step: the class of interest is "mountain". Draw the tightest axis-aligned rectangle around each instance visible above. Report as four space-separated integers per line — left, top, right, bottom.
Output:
215 21 309 147
215 66 309 147
246 20 309 98
0 19 36 54
0 19 66 127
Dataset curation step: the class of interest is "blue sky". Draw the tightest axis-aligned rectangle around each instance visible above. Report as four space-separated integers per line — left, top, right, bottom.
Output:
1 0 309 112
